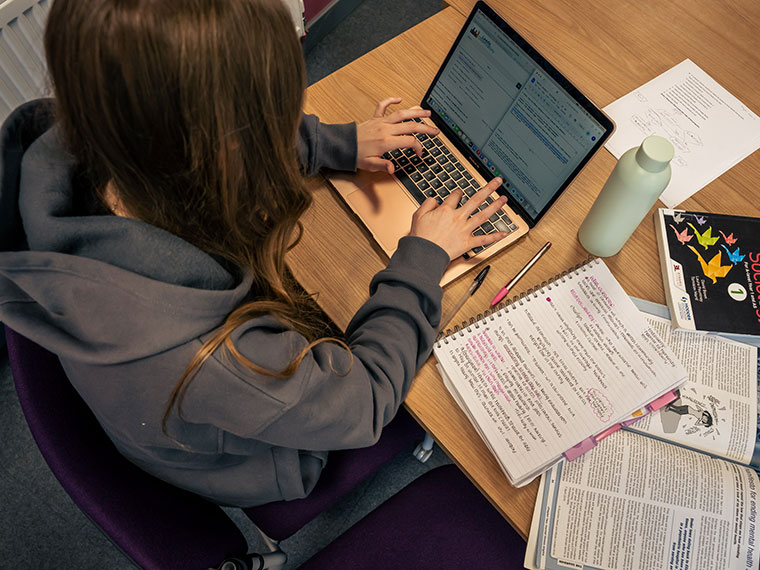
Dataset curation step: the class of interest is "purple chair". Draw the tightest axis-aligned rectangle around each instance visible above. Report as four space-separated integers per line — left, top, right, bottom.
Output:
298 463 528 570
5 326 250 570
5 325 425 568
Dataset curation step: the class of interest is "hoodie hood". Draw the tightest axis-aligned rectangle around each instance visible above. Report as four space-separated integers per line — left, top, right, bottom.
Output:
0 100 252 364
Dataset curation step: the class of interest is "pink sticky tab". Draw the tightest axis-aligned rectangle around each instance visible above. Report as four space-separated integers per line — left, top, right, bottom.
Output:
647 390 679 412
595 423 622 442
563 437 597 461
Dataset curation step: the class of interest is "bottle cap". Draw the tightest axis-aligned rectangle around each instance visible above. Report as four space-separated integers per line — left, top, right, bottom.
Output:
635 135 675 172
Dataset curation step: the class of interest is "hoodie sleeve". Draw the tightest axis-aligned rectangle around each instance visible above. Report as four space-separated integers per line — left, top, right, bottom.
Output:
188 236 449 450
297 112 357 176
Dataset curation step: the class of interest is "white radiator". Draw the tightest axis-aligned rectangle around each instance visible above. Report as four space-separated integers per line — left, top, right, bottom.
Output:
284 0 306 37
0 0 50 124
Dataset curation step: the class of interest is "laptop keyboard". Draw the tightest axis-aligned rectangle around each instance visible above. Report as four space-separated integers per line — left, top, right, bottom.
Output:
384 118 518 256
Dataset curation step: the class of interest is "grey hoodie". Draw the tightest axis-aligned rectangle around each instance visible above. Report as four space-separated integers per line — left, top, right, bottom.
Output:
0 100 449 507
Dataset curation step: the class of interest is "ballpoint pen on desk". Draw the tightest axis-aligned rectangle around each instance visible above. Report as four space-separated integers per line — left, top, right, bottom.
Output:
490 241 552 307
439 265 490 333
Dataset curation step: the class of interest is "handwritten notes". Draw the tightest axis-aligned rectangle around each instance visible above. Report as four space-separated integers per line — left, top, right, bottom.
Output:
434 259 687 487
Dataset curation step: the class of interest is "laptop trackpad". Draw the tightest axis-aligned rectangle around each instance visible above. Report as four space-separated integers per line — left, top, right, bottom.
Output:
345 181 418 254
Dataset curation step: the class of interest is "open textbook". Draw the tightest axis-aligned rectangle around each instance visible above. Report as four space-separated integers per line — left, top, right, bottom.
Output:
626 305 760 467
525 301 760 570
526 432 759 570
433 259 688 488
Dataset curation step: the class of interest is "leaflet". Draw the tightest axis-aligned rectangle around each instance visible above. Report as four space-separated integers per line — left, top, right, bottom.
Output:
603 59 760 208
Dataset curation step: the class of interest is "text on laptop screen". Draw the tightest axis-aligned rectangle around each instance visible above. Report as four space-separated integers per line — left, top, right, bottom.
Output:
425 8 606 222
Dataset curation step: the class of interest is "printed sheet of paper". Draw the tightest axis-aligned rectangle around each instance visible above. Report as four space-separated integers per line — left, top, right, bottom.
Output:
526 431 760 570
603 59 760 208
628 314 758 465
433 260 687 487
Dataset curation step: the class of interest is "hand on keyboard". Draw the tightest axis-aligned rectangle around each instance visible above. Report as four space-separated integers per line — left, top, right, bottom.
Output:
357 97 440 175
409 178 509 261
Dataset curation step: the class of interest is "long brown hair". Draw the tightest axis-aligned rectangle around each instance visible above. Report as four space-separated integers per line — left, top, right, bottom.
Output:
45 0 348 435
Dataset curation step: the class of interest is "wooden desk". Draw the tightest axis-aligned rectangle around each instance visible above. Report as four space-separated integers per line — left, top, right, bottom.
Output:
289 4 760 539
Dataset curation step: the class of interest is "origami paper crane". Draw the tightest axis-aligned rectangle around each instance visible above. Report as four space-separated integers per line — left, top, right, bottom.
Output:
687 223 719 249
687 246 733 283
721 244 746 264
669 224 692 245
719 230 738 246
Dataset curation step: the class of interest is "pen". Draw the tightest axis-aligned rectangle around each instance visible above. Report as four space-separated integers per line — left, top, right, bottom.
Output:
439 265 491 332
490 241 552 307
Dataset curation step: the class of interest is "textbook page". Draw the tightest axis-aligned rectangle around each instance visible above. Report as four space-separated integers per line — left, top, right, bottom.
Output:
626 313 758 465
603 59 760 208
433 259 687 487
528 430 760 570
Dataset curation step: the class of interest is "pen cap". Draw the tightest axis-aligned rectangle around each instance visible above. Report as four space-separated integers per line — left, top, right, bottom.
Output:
578 135 674 257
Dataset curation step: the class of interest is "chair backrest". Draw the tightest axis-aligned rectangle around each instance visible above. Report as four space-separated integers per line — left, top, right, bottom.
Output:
5 326 248 570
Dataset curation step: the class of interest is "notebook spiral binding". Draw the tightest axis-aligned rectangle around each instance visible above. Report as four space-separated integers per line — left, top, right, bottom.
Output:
435 256 598 346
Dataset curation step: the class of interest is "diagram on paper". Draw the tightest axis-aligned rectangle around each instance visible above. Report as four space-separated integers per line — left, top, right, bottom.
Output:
629 98 702 166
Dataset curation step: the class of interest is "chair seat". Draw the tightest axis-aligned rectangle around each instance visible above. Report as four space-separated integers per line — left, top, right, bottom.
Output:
243 407 423 541
298 463 527 569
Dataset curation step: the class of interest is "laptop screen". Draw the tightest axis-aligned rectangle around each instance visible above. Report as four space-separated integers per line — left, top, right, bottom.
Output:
422 1 613 227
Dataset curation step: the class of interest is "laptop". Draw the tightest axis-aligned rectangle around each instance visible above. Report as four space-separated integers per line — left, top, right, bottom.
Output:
328 1 614 285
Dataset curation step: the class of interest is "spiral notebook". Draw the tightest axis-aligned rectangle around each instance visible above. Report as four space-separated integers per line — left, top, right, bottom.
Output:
433 258 688 488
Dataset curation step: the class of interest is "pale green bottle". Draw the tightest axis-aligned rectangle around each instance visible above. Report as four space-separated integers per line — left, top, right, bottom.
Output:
578 135 675 257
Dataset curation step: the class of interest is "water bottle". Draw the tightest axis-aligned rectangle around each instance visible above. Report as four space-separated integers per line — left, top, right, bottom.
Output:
578 135 675 257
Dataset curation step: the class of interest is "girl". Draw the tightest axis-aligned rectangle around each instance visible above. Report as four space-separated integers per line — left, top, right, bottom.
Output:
0 0 507 506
